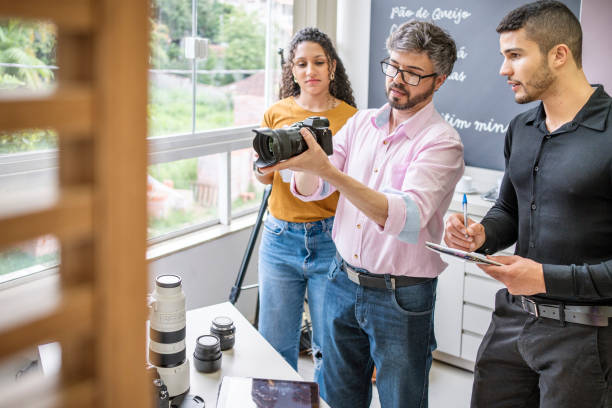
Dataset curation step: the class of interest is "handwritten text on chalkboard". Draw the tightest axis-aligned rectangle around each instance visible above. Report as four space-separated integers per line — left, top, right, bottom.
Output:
390 6 472 24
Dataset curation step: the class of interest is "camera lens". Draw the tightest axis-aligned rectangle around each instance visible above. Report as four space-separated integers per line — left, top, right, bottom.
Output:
193 335 222 373
210 316 236 350
148 274 190 397
267 137 275 154
252 116 332 167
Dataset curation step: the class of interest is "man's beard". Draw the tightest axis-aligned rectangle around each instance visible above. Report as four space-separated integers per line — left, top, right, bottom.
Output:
386 81 435 110
514 61 555 104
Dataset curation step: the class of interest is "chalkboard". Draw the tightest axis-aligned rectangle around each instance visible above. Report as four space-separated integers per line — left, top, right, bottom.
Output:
368 0 581 170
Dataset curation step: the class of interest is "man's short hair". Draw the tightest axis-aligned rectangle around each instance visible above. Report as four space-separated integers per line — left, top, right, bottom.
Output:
497 0 582 67
386 20 457 77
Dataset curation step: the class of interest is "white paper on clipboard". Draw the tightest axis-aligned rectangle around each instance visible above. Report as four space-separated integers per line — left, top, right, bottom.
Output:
425 242 503 266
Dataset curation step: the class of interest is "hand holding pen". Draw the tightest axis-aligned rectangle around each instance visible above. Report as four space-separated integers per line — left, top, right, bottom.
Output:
444 211 487 253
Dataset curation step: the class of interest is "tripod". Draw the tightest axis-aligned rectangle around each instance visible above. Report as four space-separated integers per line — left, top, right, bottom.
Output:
228 181 313 354
228 184 271 326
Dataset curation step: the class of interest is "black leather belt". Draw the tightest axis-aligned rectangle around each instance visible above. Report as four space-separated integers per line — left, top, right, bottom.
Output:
520 296 612 327
337 254 432 289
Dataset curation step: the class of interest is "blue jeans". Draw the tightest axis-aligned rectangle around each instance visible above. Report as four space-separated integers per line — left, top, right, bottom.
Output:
319 256 437 408
258 214 336 372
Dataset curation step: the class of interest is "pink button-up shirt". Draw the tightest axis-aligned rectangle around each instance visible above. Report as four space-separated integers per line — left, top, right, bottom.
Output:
291 101 464 278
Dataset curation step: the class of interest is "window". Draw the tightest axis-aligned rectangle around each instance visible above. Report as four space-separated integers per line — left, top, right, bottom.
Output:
147 0 293 240
0 19 60 280
0 2 294 278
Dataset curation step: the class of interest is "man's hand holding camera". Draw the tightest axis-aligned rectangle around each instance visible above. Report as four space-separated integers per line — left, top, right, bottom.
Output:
259 128 334 176
260 128 337 197
259 128 389 227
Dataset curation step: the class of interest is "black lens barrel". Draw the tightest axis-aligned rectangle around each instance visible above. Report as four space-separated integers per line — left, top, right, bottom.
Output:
149 348 186 368
210 316 236 350
193 335 222 373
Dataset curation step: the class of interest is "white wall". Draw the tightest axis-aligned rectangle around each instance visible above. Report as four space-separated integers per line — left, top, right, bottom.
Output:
336 0 371 109
581 0 612 91
149 227 261 321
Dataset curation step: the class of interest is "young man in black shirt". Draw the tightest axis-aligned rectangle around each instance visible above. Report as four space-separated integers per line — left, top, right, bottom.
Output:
444 1 612 407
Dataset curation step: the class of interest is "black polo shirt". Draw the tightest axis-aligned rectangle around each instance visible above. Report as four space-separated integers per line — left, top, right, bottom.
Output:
479 85 612 305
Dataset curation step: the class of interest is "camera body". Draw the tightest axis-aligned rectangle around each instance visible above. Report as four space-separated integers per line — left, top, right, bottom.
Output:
253 116 333 168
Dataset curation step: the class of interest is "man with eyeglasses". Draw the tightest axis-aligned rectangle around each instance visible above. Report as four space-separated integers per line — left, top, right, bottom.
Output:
261 20 464 408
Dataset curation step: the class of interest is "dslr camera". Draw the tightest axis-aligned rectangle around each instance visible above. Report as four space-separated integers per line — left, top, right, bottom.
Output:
252 116 333 168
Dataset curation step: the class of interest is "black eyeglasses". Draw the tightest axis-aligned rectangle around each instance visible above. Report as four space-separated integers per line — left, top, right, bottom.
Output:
380 59 437 86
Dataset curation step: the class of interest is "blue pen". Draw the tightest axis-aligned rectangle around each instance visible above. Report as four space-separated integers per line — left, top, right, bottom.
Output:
462 193 469 238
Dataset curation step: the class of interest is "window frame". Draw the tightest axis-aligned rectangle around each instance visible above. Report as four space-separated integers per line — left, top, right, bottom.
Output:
0 0 299 283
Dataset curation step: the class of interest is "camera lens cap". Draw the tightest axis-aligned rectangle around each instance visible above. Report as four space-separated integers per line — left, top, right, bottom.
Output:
156 274 181 288
212 316 233 329
197 335 219 349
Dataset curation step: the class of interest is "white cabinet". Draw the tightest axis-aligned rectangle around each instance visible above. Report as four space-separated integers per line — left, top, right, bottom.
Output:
432 166 509 371
433 213 507 371
433 254 464 356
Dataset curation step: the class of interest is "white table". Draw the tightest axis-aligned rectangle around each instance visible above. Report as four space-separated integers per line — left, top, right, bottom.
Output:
185 302 329 407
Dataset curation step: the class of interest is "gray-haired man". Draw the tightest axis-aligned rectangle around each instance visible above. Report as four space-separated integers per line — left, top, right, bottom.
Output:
262 20 463 408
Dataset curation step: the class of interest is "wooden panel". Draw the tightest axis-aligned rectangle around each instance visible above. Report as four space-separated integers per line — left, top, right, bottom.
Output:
0 0 93 32
59 139 94 186
92 0 151 406
57 33 93 82
0 0 151 405
0 84 92 134
0 187 92 250
0 285 93 359
61 335 94 387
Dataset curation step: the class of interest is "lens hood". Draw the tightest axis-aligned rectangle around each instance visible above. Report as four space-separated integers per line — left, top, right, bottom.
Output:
252 128 278 167
193 335 222 373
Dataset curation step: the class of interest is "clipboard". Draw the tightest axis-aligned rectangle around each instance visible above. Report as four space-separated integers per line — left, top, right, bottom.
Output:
425 242 503 266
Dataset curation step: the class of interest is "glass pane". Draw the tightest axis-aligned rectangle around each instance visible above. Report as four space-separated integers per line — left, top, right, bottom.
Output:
149 0 193 137
0 19 59 281
148 155 220 238
0 236 59 278
0 19 58 154
231 148 264 215
0 129 57 154
266 0 294 106
195 0 268 131
0 19 57 93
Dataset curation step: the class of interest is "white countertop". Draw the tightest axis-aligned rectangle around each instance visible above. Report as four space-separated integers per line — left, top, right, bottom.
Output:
185 302 329 407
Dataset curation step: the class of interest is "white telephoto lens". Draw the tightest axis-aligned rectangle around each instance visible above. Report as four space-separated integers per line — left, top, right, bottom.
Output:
148 339 186 368
156 359 190 397
149 275 186 344
148 274 189 397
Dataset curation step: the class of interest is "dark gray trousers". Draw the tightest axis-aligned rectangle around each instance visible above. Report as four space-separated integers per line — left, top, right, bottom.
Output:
471 289 612 408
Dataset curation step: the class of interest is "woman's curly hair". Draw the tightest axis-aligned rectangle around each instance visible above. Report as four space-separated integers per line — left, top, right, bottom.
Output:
279 27 356 108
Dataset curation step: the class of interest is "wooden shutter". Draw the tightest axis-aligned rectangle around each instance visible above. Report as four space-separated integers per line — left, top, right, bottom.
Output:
0 1 151 406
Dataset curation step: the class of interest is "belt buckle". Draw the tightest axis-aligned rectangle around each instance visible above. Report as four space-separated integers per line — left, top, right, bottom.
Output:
344 264 361 285
522 297 539 317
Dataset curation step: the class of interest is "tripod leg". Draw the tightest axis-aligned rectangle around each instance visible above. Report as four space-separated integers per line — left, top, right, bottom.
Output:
254 290 260 329
229 184 272 304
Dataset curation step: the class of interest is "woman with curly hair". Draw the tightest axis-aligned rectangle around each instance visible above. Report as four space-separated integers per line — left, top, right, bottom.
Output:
253 27 357 377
